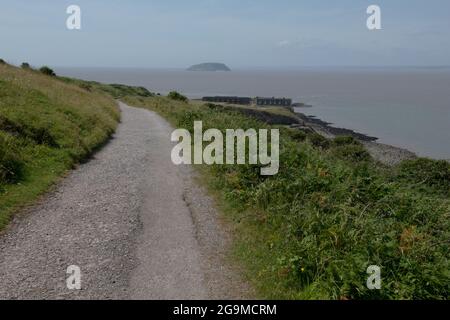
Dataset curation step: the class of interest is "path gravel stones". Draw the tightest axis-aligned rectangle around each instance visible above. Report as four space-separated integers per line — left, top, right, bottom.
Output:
0 102 251 300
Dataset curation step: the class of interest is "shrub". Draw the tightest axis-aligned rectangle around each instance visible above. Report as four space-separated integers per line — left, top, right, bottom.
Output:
332 144 371 162
21 62 31 69
333 135 361 146
282 128 307 142
168 91 188 102
0 59 6 65
397 158 450 194
0 133 24 185
308 133 330 149
39 66 56 77
135 86 154 97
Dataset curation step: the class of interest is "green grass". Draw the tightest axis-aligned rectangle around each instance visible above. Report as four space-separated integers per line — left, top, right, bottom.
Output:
0 63 121 229
0 61 448 299
123 95 449 300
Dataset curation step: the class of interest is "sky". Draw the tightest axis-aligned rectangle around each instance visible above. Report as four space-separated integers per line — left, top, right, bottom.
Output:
1 0 450 68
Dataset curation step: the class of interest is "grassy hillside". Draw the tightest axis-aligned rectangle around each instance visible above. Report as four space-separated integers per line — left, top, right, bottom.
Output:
58 76 154 99
0 63 120 229
0 61 447 299
123 95 449 300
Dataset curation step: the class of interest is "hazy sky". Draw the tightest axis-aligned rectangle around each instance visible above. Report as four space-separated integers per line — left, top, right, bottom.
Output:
1 0 450 68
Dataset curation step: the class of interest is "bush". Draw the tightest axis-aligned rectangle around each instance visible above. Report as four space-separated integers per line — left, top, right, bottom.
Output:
168 91 188 102
0 59 6 65
135 86 154 97
39 66 56 77
282 128 307 142
332 144 371 162
308 133 330 149
0 133 24 185
397 158 450 194
333 135 361 146
21 62 31 69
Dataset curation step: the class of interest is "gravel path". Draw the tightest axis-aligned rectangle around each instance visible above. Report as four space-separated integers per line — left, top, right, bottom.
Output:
0 102 251 300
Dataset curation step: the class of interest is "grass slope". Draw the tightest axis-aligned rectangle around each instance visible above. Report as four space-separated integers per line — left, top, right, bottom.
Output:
0 63 120 229
0 62 448 299
123 95 449 300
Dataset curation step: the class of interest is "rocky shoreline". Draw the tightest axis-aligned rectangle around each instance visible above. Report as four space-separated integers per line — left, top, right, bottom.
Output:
292 111 417 166
202 101 418 166
293 113 378 142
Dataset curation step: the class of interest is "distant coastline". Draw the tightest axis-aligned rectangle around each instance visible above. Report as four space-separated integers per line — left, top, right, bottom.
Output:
54 67 450 159
198 99 418 165
293 112 378 142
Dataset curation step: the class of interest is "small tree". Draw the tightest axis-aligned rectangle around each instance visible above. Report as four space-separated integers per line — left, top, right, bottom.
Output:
21 62 31 69
0 59 6 65
39 66 56 77
168 91 188 102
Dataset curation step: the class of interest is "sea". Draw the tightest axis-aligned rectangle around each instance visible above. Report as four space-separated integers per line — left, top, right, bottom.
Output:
55 67 450 160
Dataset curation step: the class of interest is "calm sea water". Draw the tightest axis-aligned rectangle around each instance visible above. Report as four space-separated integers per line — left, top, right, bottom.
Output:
56 67 450 159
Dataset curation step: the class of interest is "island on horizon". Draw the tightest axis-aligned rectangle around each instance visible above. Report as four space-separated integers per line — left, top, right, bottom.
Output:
187 62 231 72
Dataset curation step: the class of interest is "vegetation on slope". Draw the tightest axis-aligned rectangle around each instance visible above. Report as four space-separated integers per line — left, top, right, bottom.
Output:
168 91 188 102
0 59 447 299
58 77 154 99
0 63 121 229
123 95 449 300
